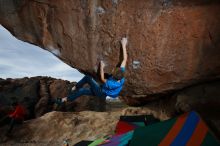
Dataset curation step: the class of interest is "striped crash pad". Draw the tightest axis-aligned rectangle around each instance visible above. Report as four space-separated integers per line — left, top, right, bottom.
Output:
130 111 220 146
115 115 159 135
99 115 159 146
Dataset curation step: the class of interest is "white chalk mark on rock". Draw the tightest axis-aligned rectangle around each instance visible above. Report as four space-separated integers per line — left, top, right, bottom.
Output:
96 6 105 14
48 46 61 56
132 60 141 69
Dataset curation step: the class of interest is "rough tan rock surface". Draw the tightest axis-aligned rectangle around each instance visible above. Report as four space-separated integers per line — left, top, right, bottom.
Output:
0 0 220 101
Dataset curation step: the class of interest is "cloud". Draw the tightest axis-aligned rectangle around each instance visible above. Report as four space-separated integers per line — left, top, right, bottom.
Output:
0 25 84 82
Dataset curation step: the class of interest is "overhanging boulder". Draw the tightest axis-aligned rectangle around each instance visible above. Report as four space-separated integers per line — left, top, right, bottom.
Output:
0 0 220 101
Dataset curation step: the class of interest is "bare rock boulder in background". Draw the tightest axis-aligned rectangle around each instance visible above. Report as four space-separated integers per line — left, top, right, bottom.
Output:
0 77 106 120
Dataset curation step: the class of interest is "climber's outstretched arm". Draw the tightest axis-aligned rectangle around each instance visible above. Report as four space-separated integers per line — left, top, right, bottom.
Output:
120 37 128 68
100 61 106 83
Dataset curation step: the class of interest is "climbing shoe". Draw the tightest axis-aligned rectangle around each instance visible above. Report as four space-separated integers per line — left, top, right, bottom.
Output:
54 97 63 105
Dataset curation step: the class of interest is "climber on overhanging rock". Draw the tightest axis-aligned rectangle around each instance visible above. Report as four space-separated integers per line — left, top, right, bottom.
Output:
56 37 128 104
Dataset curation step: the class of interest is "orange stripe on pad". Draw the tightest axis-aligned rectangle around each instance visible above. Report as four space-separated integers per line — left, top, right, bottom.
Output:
159 113 188 146
186 119 208 146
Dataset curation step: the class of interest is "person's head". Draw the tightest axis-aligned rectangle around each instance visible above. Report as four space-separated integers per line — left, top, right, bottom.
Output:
11 100 18 107
112 68 124 81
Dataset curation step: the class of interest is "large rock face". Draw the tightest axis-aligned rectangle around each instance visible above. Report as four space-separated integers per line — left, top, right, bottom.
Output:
0 0 220 99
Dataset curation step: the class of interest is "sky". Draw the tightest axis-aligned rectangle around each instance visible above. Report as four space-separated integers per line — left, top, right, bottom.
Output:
0 25 84 82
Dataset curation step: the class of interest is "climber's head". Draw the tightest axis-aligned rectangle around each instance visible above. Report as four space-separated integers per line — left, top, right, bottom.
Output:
112 68 124 81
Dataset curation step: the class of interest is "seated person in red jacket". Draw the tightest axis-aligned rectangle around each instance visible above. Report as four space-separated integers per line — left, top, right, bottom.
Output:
0 100 26 135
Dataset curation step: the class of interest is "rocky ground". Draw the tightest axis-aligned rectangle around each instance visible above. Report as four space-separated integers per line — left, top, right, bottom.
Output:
0 98 220 146
0 101 171 146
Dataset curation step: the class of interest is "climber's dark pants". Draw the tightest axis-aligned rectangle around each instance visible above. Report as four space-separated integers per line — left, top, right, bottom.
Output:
67 75 106 101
